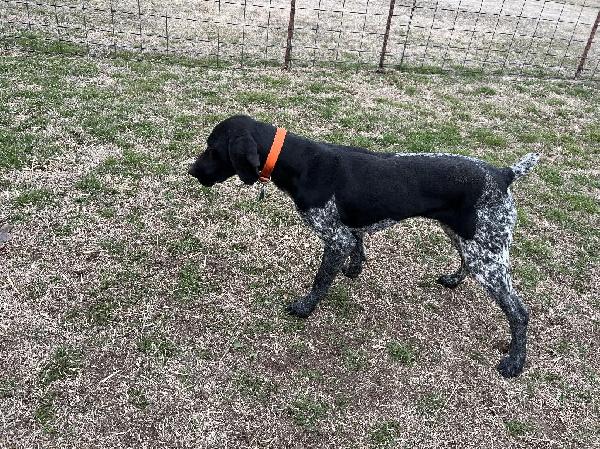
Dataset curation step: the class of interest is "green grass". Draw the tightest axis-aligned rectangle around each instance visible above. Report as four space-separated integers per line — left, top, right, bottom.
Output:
417 392 445 416
175 260 220 301
538 167 563 187
369 420 402 448
386 341 417 366
325 284 360 318
39 347 82 386
127 387 150 410
342 348 370 372
287 395 330 428
504 419 534 438
513 237 552 262
137 334 178 359
472 86 497 96
6 32 88 56
75 173 105 193
0 377 17 399
234 370 278 401
34 391 58 433
13 188 55 208
85 299 117 326
236 91 279 105
403 124 463 152
514 264 544 291
98 149 169 179
586 123 600 144
561 193 599 214
0 130 59 169
471 127 507 147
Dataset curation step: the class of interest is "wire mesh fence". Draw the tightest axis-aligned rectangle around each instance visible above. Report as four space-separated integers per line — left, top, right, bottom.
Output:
1 0 599 79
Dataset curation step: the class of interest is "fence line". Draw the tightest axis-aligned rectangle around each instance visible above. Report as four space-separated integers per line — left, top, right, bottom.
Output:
378 0 396 71
1 0 599 79
576 8 600 76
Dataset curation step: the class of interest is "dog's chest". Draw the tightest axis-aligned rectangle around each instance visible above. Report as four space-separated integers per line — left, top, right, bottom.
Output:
298 197 396 240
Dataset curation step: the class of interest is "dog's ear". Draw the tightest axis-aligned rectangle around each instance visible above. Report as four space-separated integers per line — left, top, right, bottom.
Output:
228 133 260 185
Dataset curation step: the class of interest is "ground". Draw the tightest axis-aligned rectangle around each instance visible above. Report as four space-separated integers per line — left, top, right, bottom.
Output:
0 36 599 448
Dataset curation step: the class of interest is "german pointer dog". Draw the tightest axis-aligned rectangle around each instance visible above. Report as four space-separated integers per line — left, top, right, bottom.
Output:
188 115 540 378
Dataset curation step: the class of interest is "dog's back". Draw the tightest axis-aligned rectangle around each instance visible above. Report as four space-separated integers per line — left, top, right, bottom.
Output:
314 147 508 239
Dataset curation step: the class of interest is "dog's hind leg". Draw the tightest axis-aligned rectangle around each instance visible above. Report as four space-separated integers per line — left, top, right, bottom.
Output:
287 229 356 318
459 200 528 378
342 231 366 279
464 247 529 378
437 226 468 288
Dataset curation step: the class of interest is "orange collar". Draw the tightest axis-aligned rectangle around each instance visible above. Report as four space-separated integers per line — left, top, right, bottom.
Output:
258 127 287 183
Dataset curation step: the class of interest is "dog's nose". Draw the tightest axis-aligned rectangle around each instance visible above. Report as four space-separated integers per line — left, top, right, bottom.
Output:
188 164 196 176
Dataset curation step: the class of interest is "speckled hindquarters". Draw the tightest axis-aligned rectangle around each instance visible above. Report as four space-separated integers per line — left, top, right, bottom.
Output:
295 170 529 378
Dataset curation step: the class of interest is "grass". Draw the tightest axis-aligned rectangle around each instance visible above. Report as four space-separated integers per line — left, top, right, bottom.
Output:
470 127 508 148
403 124 463 153
387 341 417 367
0 377 17 399
13 188 55 208
504 419 534 438
369 420 402 448
287 395 330 428
127 387 150 410
34 391 58 434
342 348 370 372
1 35 599 448
234 370 278 402
137 334 178 359
417 392 446 417
38 347 82 386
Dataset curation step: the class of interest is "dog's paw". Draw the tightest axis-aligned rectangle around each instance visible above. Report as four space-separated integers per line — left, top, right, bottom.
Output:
285 300 314 319
341 263 362 280
436 274 461 289
497 356 524 378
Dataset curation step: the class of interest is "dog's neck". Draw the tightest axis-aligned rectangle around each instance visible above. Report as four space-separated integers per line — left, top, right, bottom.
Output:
253 125 306 197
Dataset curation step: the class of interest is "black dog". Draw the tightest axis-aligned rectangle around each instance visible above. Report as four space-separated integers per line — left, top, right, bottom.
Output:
188 115 539 378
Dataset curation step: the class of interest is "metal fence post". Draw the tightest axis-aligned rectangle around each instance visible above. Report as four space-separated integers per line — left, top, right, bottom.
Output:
165 14 169 53
284 0 296 69
575 10 600 78
82 1 90 54
378 0 396 72
136 0 143 52
53 1 60 42
25 0 32 31
241 0 247 66
109 0 116 55
399 0 417 67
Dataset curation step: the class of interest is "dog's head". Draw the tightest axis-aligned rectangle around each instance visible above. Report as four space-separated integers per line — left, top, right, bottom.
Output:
188 115 260 187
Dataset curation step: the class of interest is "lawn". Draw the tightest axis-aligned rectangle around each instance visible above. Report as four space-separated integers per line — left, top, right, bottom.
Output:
0 37 599 448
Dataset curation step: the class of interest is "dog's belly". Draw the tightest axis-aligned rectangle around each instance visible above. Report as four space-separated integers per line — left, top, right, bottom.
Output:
354 219 397 234
299 197 400 238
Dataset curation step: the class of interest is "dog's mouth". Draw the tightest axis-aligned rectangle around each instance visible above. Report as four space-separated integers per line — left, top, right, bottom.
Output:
189 169 222 188
190 173 215 188
188 159 235 187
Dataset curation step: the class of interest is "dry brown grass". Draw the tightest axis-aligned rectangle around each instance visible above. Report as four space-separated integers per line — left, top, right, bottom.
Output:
0 37 599 448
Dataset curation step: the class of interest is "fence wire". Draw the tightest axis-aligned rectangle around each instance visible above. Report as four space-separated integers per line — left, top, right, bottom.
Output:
1 0 599 79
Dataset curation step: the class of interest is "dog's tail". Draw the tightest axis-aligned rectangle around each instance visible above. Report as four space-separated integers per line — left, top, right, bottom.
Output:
509 152 540 183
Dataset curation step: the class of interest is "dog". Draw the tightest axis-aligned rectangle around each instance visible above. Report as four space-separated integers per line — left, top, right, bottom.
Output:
188 115 540 378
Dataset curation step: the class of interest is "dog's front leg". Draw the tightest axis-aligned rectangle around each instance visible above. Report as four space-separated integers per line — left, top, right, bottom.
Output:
287 240 354 318
342 231 366 279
